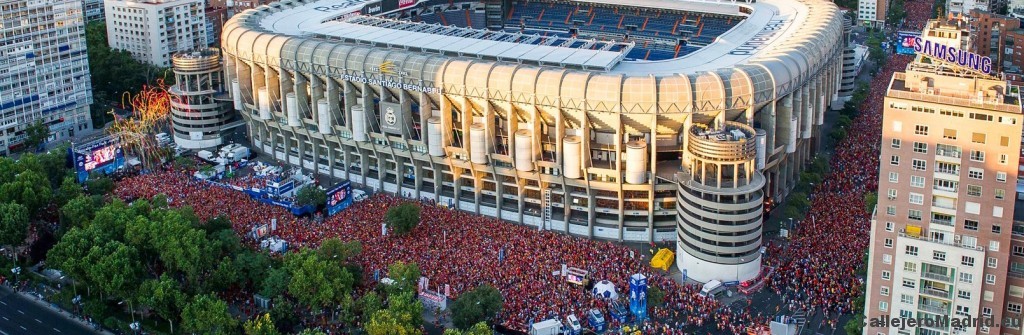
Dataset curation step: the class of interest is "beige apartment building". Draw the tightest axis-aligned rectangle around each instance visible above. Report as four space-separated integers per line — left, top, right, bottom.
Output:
864 54 1024 334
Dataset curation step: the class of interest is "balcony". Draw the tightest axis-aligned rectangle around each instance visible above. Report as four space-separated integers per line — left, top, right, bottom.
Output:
919 303 951 315
900 230 982 251
921 271 952 283
920 287 952 299
930 218 954 226
930 201 956 211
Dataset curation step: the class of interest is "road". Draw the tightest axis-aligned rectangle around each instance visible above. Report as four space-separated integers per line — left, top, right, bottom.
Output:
0 285 101 335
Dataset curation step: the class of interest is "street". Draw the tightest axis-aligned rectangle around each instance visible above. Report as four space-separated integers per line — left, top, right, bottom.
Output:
0 285 101 335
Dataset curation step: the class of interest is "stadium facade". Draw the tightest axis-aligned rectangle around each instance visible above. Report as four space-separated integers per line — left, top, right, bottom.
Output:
221 0 845 282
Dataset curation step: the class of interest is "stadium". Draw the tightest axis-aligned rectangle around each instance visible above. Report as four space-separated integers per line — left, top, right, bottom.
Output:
221 0 845 282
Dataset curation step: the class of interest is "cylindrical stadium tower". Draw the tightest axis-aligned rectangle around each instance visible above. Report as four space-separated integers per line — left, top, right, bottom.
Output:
169 48 235 149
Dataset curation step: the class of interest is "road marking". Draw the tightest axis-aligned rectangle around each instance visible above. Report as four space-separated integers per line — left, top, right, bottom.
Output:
1 316 7 321
0 301 6 305
18 326 26 331
1 329 8 335
34 318 41 323
53 328 61 333
16 310 24 315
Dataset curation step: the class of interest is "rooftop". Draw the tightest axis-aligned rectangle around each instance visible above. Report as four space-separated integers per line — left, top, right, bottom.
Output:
887 70 1023 114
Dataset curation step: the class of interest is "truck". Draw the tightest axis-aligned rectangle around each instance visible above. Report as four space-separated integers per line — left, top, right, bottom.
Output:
197 150 215 161
700 279 724 298
218 144 250 163
565 314 582 335
529 319 563 335
587 309 606 333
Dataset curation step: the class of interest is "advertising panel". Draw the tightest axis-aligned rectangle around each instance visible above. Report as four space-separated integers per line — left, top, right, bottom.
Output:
379 101 405 135
362 0 419 16
326 181 353 216
895 31 921 55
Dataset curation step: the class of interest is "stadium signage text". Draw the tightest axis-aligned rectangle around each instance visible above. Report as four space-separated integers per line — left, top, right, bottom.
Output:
728 20 789 55
912 37 992 74
340 73 443 94
314 0 362 12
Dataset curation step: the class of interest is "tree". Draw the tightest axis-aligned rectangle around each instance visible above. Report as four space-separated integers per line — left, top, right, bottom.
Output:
85 22 172 126
284 250 354 310
85 240 141 297
181 294 238 335
138 274 185 334
385 291 423 330
365 309 415 335
84 174 115 196
59 195 98 233
260 268 291 298
647 285 666 308
295 330 327 335
444 322 492 335
358 291 383 323
385 203 421 235
243 313 280 335
844 316 865 335
386 261 421 295
864 192 878 215
317 238 362 266
0 170 54 216
56 177 84 207
450 284 503 329
234 250 272 289
0 203 30 248
294 185 327 208
22 119 50 151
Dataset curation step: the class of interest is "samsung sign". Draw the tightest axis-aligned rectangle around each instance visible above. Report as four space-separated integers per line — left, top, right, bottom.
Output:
913 37 993 74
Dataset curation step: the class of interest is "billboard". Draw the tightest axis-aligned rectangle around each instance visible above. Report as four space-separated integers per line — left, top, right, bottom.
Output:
71 136 125 182
379 101 405 135
895 31 921 55
362 0 419 16
326 181 353 216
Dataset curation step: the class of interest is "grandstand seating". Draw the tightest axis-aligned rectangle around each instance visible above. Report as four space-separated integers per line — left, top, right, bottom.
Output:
403 0 742 61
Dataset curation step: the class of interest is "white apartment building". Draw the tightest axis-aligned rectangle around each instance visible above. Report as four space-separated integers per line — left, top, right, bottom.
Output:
859 0 887 28
83 0 104 22
104 0 206 67
0 0 94 156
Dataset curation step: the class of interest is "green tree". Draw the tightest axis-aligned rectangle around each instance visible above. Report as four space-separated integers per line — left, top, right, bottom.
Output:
84 174 115 196
385 203 421 235
234 250 273 289
138 274 185 333
285 250 354 310
209 256 241 292
56 176 84 207
0 203 30 248
385 291 423 330
864 191 878 214
260 268 291 298
85 240 141 297
85 22 171 126
22 119 50 151
358 291 384 323
647 285 666 308
181 294 238 335
318 238 362 266
0 170 54 216
243 313 280 335
365 309 415 335
268 297 298 332
844 316 865 335
295 185 327 208
59 195 98 234
450 284 503 329
48 226 107 286
386 261 421 295
295 329 327 335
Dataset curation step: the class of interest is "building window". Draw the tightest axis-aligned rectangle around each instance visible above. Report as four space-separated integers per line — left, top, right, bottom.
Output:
904 262 917 272
890 155 900 165
889 172 898 182
1000 154 1008 164
903 278 916 288
1009 303 1022 314
911 176 926 188
888 189 898 199
908 193 923 205
1013 245 1024 256
884 238 893 248
934 251 946 261
958 290 971 299
906 245 919 256
957 305 971 317
943 128 957 139
886 205 896 216
970 150 985 162
892 138 902 148
912 159 927 171
908 210 922 221
915 125 928 135
881 286 890 296
883 254 892 264
913 142 927 153
988 257 998 268
968 185 982 197
879 301 888 312
993 225 1002 234
886 222 894 232
968 168 984 180
960 272 973 283
997 172 1007 182
991 241 1000 252
996 189 1006 200
986 274 997 284
965 219 979 231
963 256 975 266
972 132 987 144
882 271 891 280
901 294 913 304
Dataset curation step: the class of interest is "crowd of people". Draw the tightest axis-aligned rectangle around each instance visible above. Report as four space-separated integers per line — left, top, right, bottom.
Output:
111 18 932 335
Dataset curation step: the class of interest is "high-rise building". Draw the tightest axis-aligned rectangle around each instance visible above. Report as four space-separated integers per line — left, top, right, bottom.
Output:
858 0 887 28
969 9 1024 76
0 0 94 156
864 55 1024 334
103 0 207 67
83 0 104 22
168 48 237 148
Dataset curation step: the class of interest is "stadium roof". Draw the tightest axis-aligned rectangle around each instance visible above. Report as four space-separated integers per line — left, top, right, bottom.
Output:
239 0 841 79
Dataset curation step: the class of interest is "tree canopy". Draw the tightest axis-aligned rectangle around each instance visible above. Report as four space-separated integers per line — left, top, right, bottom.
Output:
450 284 504 329
295 185 328 208
385 203 422 235
0 203 30 247
181 294 239 335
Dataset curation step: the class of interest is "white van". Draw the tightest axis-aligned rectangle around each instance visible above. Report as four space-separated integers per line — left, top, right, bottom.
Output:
565 314 582 334
700 279 724 298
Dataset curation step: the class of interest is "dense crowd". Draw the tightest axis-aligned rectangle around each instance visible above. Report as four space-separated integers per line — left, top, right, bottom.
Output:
112 25 928 335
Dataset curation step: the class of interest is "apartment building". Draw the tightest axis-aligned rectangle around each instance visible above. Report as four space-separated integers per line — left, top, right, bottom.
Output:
969 10 1024 75
103 0 206 67
864 54 1024 334
83 0 104 21
0 0 94 156
859 0 888 28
